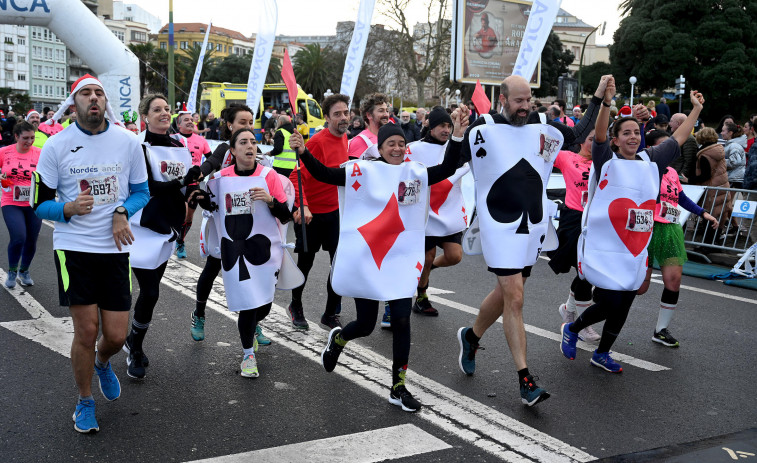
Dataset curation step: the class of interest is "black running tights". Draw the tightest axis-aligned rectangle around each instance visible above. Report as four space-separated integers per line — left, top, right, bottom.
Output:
197 256 222 304
340 298 411 367
570 288 636 353
237 303 272 350
291 249 341 315
132 261 168 325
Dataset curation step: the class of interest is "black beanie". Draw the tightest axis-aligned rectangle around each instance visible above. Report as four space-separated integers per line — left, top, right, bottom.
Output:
377 123 406 148
427 107 453 130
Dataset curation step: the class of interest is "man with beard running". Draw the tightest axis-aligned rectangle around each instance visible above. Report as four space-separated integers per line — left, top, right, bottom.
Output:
286 94 351 329
455 74 608 406
347 93 390 160
32 74 150 432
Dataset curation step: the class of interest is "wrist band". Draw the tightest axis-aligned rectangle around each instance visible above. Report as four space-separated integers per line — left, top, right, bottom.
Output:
602 101 611 107
451 135 464 142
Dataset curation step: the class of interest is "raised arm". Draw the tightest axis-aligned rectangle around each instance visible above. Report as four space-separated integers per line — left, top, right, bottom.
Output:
289 130 346 186
428 104 468 184
671 91 704 146
594 75 616 144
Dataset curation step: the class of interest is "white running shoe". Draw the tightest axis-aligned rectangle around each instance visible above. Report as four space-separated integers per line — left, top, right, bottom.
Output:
558 303 576 325
240 354 259 378
559 303 600 344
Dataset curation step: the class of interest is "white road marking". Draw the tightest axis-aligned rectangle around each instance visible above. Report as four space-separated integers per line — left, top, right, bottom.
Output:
185 424 452 463
426 293 671 372
165 258 595 463
0 268 74 357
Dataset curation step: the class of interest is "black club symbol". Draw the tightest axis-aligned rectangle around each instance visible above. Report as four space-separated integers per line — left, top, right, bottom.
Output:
221 214 272 281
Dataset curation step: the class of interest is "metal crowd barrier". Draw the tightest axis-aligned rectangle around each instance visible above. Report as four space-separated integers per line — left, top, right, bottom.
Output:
684 186 756 263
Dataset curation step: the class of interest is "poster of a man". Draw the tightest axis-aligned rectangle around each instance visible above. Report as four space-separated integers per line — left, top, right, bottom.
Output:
472 12 498 55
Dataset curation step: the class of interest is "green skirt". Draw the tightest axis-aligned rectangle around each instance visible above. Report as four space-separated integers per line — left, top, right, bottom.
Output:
647 222 687 267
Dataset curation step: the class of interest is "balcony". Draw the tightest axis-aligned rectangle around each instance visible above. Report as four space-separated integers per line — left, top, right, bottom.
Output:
4 62 14 70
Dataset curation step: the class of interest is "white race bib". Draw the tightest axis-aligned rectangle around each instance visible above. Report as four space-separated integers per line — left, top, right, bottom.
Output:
626 208 654 232
398 179 422 205
660 201 680 224
160 160 187 182
13 185 30 203
224 190 256 215
81 176 118 205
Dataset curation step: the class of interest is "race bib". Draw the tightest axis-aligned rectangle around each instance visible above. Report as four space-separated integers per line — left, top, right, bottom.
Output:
398 179 421 205
81 176 118 205
626 208 653 232
160 160 186 181
538 132 561 162
581 190 589 208
13 186 30 202
660 201 680 224
224 190 255 215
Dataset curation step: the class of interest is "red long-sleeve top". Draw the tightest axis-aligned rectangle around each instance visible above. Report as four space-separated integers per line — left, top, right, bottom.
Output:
289 128 348 213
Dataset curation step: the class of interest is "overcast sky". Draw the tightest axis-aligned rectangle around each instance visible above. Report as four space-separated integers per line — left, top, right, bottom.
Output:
127 0 623 45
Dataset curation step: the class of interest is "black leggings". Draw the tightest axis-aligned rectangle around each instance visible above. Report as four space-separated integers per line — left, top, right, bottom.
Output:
291 249 341 315
197 256 222 304
340 298 411 367
132 261 168 325
570 274 593 301
570 288 636 353
237 303 272 350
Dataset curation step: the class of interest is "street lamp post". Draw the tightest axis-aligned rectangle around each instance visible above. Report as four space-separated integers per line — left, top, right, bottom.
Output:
455 89 461 106
577 22 605 103
629 76 637 108
444 88 450 108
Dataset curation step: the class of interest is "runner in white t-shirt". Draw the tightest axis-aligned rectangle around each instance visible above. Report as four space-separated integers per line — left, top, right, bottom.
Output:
32 75 150 434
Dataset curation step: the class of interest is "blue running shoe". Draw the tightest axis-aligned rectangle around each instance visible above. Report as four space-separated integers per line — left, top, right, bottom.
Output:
4 270 16 288
255 325 271 346
520 375 550 407
94 360 121 401
72 399 99 433
560 323 578 360
590 351 623 373
380 302 391 329
17 270 34 286
190 312 205 341
457 327 478 376
176 242 187 259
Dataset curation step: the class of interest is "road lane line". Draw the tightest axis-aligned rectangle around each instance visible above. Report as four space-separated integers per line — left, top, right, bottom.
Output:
166 258 595 463
0 268 53 319
427 294 671 372
185 424 452 463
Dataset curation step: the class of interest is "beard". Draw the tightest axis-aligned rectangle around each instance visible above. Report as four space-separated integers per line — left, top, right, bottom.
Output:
331 120 349 135
75 101 105 126
504 101 528 127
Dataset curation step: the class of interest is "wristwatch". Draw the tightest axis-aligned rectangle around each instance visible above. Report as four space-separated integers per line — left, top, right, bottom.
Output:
114 206 128 217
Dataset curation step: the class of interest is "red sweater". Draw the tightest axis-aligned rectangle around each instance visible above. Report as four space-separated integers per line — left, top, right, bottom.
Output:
289 128 348 213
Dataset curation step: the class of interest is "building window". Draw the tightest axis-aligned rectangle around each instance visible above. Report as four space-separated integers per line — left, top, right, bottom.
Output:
17 37 25 46
18 56 25 64
217 43 222 51
131 31 147 42
18 73 25 81
180 41 188 49
4 53 12 62
31 28 38 39
5 71 13 80
160 42 167 50
4 38 12 44
112 30 125 42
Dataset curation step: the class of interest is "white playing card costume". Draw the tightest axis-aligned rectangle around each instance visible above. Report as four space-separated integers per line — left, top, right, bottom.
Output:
405 140 470 237
130 145 192 269
331 160 429 301
577 152 660 291
206 173 283 311
466 117 563 269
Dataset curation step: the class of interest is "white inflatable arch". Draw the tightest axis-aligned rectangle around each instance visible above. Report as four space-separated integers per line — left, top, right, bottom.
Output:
0 0 139 118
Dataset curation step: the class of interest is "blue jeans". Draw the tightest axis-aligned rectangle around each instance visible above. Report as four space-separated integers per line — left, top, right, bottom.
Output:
2 205 42 270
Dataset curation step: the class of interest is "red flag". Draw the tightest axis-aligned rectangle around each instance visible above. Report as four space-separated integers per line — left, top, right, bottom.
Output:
471 80 491 115
281 49 298 116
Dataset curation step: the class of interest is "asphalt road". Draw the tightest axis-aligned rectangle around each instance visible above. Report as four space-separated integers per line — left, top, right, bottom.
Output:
1 219 755 463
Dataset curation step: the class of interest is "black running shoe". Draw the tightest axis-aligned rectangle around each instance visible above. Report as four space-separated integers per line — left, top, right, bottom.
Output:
320 314 342 329
652 328 680 347
126 350 146 379
122 335 149 367
288 303 309 330
520 375 550 407
412 296 439 316
389 385 422 412
321 327 344 372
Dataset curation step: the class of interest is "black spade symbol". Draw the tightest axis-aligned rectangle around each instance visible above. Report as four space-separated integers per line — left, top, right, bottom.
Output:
221 214 271 281
487 158 543 234
475 147 487 158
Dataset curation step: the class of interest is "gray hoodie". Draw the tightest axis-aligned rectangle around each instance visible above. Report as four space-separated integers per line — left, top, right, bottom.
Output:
724 134 747 183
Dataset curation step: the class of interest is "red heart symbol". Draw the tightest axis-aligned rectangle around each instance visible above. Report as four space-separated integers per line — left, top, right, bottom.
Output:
599 179 608 190
430 179 453 214
608 198 656 257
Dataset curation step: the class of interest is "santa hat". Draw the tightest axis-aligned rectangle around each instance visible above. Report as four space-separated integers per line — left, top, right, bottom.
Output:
47 74 118 126
26 109 40 121
618 105 633 117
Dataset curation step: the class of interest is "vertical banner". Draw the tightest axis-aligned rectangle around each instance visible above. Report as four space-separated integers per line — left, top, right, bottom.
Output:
247 0 278 118
512 0 561 79
339 0 376 106
187 21 212 114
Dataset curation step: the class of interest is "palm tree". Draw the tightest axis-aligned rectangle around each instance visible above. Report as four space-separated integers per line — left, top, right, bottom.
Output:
266 58 281 84
292 44 332 97
128 42 156 98
180 43 218 109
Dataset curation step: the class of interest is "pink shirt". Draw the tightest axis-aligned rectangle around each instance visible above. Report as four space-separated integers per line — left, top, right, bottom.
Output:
0 144 41 207
218 164 287 203
654 167 682 224
553 150 592 212
177 133 211 166
347 129 377 159
39 122 64 137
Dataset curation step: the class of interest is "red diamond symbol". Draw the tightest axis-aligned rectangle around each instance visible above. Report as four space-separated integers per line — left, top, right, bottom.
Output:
404 157 411 163
358 193 405 269
430 179 453 214
415 262 423 272
352 180 361 191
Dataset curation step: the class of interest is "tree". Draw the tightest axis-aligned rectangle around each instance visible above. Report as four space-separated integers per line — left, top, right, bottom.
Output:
180 43 218 109
534 32 575 98
611 0 757 118
293 44 334 99
0 87 13 108
128 42 156 98
204 53 252 83
379 0 452 107
579 61 612 96
9 92 31 114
